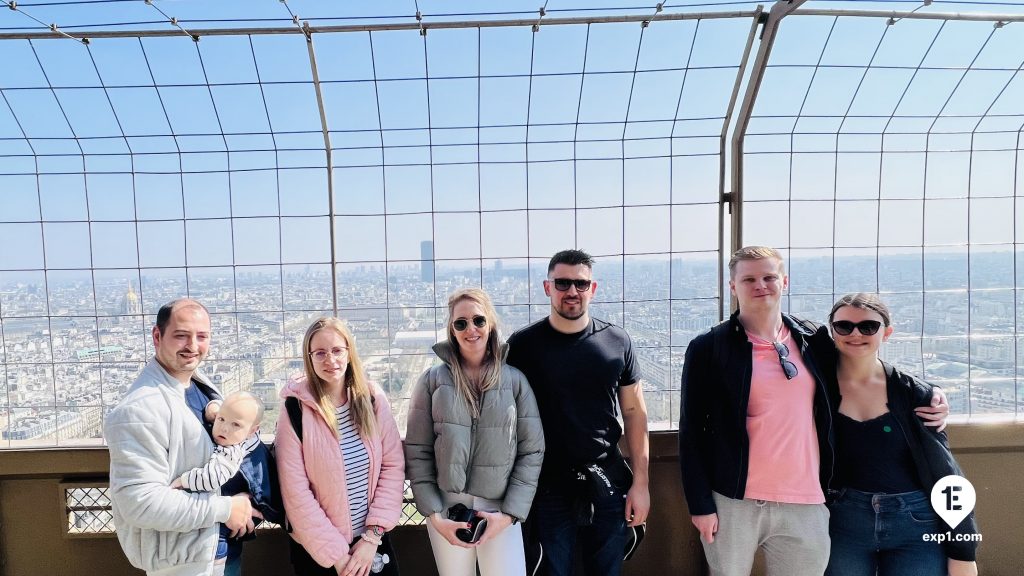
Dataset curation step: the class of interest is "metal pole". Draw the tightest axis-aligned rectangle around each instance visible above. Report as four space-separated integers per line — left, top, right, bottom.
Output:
718 6 764 321
794 8 1024 22
728 0 807 311
3 7 1018 43
303 26 338 316
0 10 760 41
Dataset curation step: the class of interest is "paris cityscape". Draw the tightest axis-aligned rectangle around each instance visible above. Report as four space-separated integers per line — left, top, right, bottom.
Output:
0 249 1020 447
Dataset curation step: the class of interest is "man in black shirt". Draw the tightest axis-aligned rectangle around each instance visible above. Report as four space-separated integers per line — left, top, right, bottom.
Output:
507 249 650 576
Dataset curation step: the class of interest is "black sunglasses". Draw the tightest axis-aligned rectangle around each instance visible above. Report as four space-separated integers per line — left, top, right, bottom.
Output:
551 278 593 292
453 315 487 332
831 320 882 336
772 341 799 380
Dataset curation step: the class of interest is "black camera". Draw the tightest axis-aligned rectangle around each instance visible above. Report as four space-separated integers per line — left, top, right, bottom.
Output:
446 503 488 544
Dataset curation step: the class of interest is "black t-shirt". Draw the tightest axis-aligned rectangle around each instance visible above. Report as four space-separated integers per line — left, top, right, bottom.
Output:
506 316 640 483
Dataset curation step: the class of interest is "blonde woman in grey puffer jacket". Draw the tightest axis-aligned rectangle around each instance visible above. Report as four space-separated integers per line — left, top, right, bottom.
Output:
405 288 545 576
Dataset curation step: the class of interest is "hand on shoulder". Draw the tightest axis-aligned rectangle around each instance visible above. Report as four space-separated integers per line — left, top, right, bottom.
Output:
948 559 977 576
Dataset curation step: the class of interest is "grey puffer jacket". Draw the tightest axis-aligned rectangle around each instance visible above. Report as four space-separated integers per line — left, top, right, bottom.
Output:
405 341 545 522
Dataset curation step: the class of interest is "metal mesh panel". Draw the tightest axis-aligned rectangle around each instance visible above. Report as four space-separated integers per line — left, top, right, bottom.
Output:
3 2 1024 451
401 480 427 526
63 484 114 536
58 479 424 535
0 5 756 446
744 10 1024 417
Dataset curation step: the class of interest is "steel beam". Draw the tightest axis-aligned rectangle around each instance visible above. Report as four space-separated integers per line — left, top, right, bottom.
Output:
794 8 1024 22
303 29 338 316
728 0 807 311
717 6 764 320
0 10 759 41
729 0 806 252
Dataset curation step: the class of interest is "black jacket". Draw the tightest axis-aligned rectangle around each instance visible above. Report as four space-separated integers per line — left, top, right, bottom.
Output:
678 311 838 516
870 361 979 561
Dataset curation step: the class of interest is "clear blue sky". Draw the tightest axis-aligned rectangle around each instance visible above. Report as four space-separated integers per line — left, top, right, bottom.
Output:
1 1 1023 275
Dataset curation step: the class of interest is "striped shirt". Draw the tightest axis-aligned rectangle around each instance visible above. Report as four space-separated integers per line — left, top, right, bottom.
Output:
337 403 370 535
178 433 261 492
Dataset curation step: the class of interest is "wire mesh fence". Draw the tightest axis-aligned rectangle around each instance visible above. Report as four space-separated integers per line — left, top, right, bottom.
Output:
1 1 1023 447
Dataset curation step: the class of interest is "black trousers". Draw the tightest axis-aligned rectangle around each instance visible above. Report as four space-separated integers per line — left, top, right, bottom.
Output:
288 535 400 576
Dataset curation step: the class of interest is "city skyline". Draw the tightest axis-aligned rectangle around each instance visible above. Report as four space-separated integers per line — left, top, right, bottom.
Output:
2 251 1022 447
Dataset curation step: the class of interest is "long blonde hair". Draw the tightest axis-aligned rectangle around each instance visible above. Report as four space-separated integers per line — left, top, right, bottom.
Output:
446 288 504 418
301 317 376 439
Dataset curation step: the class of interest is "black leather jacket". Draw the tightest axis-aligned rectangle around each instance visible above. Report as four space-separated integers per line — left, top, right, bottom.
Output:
678 311 838 516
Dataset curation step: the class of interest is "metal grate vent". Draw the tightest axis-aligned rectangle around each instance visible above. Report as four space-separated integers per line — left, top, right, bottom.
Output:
400 480 426 526
59 480 424 536
62 483 114 537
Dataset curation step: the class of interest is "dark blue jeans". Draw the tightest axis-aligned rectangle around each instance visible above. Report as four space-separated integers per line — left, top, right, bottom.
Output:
825 489 946 576
532 484 626 576
217 538 242 576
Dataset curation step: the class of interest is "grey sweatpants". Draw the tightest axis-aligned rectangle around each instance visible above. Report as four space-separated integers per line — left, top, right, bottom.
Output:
702 491 831 576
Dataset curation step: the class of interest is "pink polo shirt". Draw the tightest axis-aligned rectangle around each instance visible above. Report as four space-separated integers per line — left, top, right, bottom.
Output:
743 326 825 504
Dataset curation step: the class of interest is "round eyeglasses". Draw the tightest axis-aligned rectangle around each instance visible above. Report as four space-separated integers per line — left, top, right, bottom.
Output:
310 347 349 363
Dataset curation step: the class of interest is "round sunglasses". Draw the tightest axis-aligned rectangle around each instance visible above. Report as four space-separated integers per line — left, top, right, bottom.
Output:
452 315 487 332
830 320 882 336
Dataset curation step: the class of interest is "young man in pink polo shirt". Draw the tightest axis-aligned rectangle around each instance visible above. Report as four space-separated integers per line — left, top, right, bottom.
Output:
678 247 948 576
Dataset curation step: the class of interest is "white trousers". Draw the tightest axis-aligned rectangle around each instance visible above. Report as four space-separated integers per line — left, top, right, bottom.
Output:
426 494 526 576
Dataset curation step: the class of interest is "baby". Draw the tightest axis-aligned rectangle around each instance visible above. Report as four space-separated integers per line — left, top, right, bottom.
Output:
171 390 263 492
172 391 265 575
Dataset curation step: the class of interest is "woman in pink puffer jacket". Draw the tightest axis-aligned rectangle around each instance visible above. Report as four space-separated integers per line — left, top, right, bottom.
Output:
276 317 405 576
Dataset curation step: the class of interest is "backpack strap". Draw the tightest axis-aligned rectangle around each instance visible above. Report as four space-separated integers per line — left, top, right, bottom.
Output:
285 396 303 442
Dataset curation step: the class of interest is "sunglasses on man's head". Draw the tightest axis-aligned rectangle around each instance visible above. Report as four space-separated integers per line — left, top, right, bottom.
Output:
550 278 593 292
453 315 487 332
831 320 883 336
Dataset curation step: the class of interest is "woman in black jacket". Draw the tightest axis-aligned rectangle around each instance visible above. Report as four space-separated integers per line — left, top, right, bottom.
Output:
824 293 978 576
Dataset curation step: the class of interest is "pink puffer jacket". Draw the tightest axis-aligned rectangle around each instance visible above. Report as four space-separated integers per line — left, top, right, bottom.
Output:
275 376 405 568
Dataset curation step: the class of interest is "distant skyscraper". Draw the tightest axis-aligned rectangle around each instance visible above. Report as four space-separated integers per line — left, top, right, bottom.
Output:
421 241 434 283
